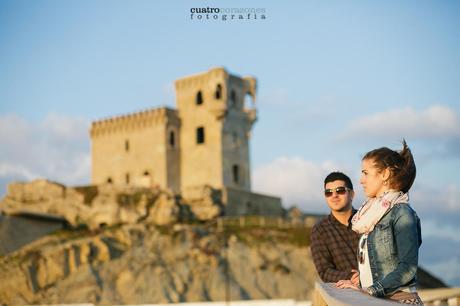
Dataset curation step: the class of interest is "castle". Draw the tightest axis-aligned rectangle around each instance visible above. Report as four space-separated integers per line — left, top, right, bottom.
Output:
90 67 282 215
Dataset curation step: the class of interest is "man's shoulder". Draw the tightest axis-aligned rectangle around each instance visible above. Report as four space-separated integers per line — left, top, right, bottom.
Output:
312 215 331 234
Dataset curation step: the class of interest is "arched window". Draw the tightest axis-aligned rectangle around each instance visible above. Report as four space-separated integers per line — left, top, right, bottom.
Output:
107 177 113 184
196 91 203 105
169 130 175 148
215 84 222 100
245 91 256 109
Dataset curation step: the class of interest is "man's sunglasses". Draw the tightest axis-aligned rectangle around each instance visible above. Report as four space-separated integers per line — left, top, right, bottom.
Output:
324 186 351 197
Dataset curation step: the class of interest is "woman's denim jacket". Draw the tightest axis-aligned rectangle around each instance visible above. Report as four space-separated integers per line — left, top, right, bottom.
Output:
366 203 422 297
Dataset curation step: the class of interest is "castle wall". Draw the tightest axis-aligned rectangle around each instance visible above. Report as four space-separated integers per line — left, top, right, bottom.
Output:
223 187 283 216
90 108 180 192
0 215 66 256
165 116 181 193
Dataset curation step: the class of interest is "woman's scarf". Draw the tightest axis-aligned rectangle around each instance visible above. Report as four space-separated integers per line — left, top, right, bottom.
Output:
352 190 409 234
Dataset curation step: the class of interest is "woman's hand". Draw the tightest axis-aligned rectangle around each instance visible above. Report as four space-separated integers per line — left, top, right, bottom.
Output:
350 269 360 286
335 279 360 290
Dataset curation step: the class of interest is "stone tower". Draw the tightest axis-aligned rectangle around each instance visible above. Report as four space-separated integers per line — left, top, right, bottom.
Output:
175 67 257 195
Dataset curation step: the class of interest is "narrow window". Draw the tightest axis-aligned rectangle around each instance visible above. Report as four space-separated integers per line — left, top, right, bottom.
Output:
196 91 203 105
169 130 175 147
196 126 205 144
215 84 222 100
107 177 113 184
125 173 130 184
125 139 129 152
232 165 239 184
232 132 238 145
230 90 237 106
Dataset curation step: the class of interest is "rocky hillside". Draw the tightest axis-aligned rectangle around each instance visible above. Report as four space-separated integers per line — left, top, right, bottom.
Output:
0 221 316 304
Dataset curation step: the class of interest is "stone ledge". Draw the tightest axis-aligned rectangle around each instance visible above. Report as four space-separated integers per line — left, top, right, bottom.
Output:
314 282 399 306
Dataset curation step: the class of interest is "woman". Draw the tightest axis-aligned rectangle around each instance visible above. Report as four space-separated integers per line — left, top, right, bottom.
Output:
336 140 423 305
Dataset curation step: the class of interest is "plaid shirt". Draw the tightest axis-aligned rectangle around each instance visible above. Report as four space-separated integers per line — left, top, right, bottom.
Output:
310 209 360 282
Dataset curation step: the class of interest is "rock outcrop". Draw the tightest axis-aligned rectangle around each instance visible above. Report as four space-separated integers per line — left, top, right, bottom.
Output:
0 180 224 230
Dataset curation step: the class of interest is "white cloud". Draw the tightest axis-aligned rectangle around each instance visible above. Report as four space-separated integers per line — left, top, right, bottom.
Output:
446 184 460 211
40 113 89 140
252 156 353 213
422 219 460 242
0 113 90 195
0 114 30 142
411 182 460 213
0 163 39 180
339 105 460 140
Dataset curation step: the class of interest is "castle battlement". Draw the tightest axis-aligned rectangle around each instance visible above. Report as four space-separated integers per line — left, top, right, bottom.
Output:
90 107 179 137
174 67 256 101
175 67 228 90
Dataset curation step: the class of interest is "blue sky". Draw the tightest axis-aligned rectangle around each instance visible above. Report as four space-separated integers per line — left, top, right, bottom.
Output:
1 0 460 286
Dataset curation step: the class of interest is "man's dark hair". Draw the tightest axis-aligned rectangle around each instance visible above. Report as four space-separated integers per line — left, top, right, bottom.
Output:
324 172 353 190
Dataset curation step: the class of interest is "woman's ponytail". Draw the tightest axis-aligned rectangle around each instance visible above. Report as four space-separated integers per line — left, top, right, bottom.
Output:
396 139 416 193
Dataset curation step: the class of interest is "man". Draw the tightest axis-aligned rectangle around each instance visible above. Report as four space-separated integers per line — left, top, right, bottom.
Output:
311 172 360 282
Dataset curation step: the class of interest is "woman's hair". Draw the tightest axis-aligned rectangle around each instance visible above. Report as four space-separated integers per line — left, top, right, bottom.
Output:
362 140 416 193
